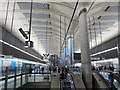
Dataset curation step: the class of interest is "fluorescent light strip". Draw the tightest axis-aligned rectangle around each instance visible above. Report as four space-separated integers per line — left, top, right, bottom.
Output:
91 47 118 56
91 58 118 64
0 40 43 61
15 58 47 66
2 58 47 66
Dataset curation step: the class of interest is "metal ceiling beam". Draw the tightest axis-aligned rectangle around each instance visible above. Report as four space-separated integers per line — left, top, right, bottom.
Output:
4 1 74 9
29 24 65 31
39 39 61 44
2 16 67 26
33 33 64 38
92 2 118 9
89 25 116 28
15 9 70 19
33 35 63 39
89 11 118 17
48 2 74 9
31 17 67 26
32 28 65 35
88 19 118 23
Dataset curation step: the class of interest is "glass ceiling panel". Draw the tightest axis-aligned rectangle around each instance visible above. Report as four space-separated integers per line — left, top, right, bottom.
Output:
24 13 50 18
32 26 50 29
34 31 52 33
36 34 52 36
38 37 51 39
95 22 115 26
99 15 118 20
17 2 49 10
91 27 108 30
107 6 119 12
90 32 101 35
31 21 47 25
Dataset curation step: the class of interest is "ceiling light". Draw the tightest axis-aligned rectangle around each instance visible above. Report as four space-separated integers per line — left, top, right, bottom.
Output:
97 16 101 19
104 6 110 11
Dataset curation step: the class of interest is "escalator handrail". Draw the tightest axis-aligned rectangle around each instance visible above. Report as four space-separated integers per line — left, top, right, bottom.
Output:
93 72 111 89
100 70 120 83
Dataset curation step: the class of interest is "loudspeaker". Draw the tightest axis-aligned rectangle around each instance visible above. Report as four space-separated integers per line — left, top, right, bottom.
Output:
25 41 34 48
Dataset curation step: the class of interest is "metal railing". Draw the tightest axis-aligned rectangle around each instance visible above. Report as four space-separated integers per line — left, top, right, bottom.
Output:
0 67 51 90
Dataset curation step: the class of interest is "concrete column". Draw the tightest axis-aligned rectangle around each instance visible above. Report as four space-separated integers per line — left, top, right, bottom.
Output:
79 8 92 88
0 26 3 55
117 44 120 74
0 26 3 77
118 2 120 74
68 36 73 65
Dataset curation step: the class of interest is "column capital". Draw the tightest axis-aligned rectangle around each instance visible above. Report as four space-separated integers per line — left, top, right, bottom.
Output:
67 35 73 39
79 8 87 16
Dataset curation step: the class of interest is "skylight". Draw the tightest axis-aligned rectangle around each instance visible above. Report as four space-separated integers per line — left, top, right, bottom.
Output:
17 2 49 10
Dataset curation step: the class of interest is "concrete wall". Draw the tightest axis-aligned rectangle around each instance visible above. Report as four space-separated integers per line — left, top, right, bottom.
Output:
91 35 120 54
90 35 120 59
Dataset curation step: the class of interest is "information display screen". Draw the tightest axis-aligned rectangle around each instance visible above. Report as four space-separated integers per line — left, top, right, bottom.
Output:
74 53 81 60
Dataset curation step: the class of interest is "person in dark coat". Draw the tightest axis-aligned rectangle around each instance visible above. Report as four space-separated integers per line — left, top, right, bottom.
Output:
41 67 44 74
29 67 32 77
108 72 114 86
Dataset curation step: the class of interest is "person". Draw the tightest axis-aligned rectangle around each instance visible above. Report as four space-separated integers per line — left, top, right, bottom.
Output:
60 71 65 79
58 67 61 73
49 67 52 74
111 64 115 72
108 72 114 86
104 66 107 70
53 67 57 72
41 67 44 74
29 66 33 77
60 67 67 80
92 65 95 71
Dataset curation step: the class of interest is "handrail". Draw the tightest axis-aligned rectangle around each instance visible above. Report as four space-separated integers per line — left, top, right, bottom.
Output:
99 70 120 83
92 72 110 89
50 72 60 89
71 72 86 89
1 72 51 81
0 67 51 90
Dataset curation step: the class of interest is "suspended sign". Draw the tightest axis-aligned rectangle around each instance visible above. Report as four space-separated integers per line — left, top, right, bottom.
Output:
91 57 100 60
43 54 49 59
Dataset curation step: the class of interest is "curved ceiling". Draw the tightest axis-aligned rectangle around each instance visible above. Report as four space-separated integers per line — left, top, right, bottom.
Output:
0 0 119 58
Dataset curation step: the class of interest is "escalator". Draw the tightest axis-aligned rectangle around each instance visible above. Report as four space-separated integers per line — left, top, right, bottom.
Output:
99 71 120 90
60 72 86 90
50 71 119 90
60 73 75 90
93 72 117 90
71 72 86 90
